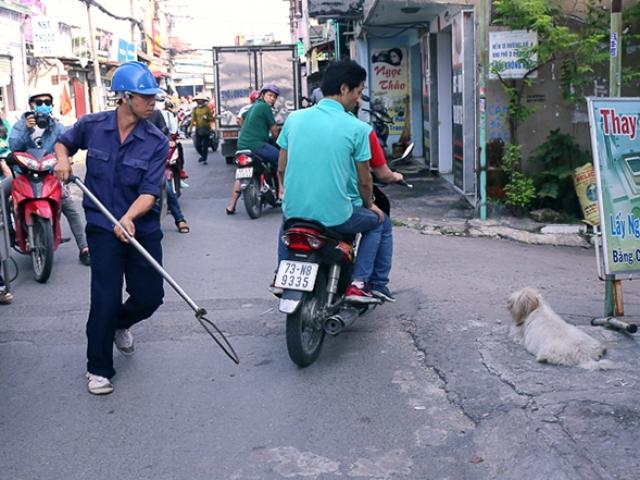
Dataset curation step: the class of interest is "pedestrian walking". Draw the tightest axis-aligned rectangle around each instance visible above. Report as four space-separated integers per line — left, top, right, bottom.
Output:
54 61 168 395
191 93 214 164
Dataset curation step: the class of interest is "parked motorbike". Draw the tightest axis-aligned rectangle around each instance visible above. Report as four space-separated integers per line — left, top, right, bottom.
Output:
234 149 279 219
8 151 62 283
276 144 414 367
177 110 191 139
361 94 393 148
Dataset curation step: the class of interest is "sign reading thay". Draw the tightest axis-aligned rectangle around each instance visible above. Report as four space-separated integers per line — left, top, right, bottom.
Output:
588 98 640 274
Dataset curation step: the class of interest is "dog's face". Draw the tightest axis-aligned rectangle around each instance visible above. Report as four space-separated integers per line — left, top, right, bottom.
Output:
507 288 541 326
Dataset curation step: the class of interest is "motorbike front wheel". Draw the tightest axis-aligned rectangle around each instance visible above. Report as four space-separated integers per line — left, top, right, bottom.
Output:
243 177 263 219
31 216 54 283
286 271 327 367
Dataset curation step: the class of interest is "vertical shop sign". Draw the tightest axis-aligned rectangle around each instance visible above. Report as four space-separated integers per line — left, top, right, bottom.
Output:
371 47 409 136
96 29 113 60
451 13 464 189
588 98 640 274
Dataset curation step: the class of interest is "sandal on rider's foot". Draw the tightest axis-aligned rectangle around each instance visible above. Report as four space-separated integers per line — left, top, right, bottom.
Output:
176 220 190 233
226 207 236 215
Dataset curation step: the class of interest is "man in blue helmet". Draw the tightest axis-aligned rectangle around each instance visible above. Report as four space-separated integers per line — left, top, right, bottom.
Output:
54 61 168 395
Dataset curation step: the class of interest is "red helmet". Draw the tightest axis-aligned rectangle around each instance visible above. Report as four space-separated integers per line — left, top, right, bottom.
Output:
249 90 260 103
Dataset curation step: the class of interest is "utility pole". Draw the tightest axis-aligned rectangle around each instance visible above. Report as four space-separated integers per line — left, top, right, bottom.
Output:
605 0 623 317
300 0 310 97
609 0 622 97
86 0 105 111
130 0 137 45
333 20 341 60
477 0 488 220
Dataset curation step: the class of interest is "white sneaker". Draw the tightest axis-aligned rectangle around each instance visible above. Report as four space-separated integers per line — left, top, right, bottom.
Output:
86 373 113 395
114 328 135 356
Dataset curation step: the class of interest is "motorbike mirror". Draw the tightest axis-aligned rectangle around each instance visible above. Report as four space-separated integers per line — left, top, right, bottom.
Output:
388 142 415 168
401 142 415 160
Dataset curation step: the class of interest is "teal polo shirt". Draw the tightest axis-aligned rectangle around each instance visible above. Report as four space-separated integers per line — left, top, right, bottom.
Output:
277 98 372 227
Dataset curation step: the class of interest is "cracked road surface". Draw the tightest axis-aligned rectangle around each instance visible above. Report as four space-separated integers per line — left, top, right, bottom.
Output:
1 144 638 479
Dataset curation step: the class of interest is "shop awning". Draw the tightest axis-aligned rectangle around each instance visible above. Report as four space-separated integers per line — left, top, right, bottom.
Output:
362 0 448 27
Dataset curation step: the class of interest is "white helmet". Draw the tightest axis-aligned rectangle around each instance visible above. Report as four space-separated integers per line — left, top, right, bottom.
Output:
27 90 53 105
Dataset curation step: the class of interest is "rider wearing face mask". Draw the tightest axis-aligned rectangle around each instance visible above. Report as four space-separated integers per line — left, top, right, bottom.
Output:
9 91 91 266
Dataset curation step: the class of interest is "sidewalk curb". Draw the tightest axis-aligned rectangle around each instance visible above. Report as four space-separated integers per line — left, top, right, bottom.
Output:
393 217 592 248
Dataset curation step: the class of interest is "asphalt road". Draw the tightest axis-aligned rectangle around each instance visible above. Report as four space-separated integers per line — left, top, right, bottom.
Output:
1 141 639 480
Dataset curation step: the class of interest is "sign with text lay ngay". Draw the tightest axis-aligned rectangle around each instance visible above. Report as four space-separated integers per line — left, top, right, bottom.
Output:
588 98 640 274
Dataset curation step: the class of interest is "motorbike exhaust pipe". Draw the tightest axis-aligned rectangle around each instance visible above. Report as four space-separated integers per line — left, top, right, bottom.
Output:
324 307 359 335
324 315 344 336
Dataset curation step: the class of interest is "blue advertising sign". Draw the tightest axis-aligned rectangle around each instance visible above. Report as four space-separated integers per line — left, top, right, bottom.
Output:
588 97 640 274
117 39 136 62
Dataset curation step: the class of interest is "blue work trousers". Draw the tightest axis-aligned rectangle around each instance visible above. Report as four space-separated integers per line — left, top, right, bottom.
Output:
86 225 164 378
277 207 392 286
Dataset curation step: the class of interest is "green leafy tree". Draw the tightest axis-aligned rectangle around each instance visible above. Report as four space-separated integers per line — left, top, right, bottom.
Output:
492 0 578 143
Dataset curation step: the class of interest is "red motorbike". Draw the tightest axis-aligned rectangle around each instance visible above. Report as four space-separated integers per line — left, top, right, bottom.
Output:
9 152 62 283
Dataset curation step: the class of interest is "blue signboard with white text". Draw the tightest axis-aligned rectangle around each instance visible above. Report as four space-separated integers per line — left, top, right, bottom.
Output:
588 98 640 274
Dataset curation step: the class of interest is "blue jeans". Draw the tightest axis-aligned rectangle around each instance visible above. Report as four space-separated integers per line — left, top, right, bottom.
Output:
253 143 279 171
166 181 185 222
277 207 392 285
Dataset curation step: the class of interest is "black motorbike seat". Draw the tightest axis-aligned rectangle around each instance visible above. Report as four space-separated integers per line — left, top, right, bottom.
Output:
284 218 355 242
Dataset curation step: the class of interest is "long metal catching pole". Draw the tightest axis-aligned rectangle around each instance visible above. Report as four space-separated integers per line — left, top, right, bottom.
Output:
70 176 239 364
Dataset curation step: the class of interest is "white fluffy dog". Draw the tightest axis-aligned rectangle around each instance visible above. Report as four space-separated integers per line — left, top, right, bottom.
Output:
507 287 612 370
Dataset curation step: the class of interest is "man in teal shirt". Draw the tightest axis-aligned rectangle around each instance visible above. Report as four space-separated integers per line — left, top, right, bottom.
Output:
276 60 385 303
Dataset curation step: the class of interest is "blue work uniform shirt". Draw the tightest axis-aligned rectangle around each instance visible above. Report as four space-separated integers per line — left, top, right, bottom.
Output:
58 110 168 235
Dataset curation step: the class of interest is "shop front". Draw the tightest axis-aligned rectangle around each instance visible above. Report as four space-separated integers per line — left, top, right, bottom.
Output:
356 1 478 199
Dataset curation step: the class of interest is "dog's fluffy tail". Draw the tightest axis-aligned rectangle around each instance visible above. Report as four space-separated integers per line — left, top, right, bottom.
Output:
579 359 617 371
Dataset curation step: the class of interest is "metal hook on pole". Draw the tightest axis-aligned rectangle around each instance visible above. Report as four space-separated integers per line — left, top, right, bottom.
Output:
70 176 239 364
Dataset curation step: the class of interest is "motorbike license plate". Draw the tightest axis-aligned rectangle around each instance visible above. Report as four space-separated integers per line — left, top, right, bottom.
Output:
236 167 253 179
274 261 319 292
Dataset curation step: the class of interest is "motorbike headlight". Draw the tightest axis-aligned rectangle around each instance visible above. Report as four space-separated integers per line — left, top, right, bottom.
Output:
26 158 40 170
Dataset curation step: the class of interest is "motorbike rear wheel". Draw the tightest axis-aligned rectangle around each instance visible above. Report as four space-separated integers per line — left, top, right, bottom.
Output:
31 216 54 283
243 177 263 219
286 271 327 367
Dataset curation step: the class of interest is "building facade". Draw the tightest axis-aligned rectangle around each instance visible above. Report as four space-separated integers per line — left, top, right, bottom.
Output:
293 0 640 209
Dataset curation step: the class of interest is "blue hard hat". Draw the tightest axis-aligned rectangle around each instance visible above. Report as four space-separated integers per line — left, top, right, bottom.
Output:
111 61 161 95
